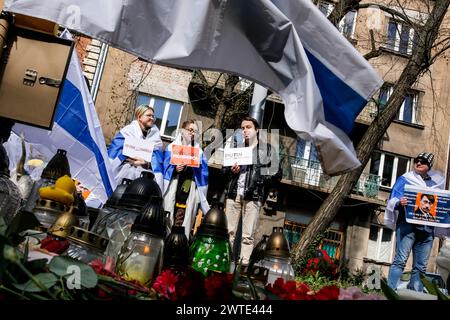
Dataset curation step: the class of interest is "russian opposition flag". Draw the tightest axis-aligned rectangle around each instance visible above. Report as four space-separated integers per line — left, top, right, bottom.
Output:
11 30 116 206
5 0 383 176
272 0 383 175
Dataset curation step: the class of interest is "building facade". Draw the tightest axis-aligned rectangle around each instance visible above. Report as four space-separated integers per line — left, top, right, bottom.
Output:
78 0 450 278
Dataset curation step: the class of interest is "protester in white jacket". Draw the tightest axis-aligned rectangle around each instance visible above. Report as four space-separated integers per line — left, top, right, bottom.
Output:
108 105 164 191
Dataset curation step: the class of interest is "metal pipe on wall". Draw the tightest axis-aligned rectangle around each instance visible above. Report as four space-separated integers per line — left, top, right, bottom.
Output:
248 83 268 126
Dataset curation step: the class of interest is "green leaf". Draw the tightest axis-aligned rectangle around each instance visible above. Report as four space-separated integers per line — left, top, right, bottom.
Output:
380 278 399 300
420 274 439 296
245 276 259 300
6 211 40 246
24 259 48 274
13 272 58 292
49 256 98 288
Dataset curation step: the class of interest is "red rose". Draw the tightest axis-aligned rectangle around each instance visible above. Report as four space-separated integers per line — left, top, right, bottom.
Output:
313 285 340 300
204 272 233 300
152 269 178 300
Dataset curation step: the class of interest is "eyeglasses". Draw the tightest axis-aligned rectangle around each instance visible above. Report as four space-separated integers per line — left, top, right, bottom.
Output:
414 158 429 166
184 128 198 134
145 114 155 119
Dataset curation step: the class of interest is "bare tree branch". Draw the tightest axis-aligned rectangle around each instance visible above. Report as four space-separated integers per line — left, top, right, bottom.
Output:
358 3 419 28
364 29 384 60
292 0 450 266
430 43 450 64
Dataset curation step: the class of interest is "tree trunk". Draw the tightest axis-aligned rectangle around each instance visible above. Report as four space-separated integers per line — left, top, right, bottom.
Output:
291 0 450 263
213 75 239 129
328 0 361 27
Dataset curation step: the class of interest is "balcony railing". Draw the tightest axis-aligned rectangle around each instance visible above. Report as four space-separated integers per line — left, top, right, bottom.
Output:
284 220 344 260
356 100 379 124
280 155 381 198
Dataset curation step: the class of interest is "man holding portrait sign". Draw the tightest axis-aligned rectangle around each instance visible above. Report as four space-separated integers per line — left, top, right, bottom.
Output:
385 152 448 292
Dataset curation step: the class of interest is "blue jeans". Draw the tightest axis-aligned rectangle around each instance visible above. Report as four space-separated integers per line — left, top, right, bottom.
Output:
387 222 434 292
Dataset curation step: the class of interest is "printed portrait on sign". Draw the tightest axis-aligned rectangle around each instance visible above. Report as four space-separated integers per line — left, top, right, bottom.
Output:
414 193 438 221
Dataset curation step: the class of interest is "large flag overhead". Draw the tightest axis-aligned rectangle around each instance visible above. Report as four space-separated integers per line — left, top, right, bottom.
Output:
4 0 383 176
10 30 116 206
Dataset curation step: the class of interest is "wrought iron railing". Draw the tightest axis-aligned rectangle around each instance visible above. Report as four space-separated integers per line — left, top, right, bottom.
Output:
280 155 381 198
284 220 344 260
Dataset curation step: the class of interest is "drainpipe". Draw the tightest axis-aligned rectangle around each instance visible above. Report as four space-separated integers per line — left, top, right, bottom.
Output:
249 83 268 126
90 42 108 102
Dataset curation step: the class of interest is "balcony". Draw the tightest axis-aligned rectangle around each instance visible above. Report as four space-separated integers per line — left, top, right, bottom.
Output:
356 100 379 125
280 155 381 199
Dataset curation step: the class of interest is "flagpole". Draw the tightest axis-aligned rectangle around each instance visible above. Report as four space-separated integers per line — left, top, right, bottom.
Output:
248 83 267 125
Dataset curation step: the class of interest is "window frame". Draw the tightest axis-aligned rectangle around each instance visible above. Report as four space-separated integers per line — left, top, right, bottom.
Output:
370 151 411 188
136 93 184 140
338 10 357 39
385 19 415 55
378 84 420 124
366 224 395 263
317 1 358 39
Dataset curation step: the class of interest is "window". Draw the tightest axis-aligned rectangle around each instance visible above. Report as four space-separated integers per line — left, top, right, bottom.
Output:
294 138 322 186
317 1 357 39
369 152 411 188
338 10 357 39
136 93 183 138
366 225 395 263
385 20 415 55
284 220 344 260
317 0 334 16
378 84 420 124
296 137 319 162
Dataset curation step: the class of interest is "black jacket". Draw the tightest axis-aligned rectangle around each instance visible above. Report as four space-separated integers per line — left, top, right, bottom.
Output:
222 142 282 202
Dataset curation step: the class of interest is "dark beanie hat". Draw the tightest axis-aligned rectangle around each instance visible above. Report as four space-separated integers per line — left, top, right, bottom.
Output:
415 152 435 168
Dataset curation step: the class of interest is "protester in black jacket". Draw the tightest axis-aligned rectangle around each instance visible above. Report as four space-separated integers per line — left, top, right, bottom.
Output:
222 116 281 265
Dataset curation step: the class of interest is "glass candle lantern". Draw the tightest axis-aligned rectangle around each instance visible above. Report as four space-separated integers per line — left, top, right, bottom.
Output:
261 255 295 285
115 231 164 286
115 198 166 287
32 199 69 229
191 235 231 276
190 205 231 276
261 227 295 285
94 173 162 265
65 227 109 264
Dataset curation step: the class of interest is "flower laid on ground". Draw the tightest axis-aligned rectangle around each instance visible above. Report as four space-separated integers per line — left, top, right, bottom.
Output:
151 267 232 300
88 259 153 299
303 249 338 279
339 286 385 300
39 235 70 254
152 269 179 300
265 278 339 300
204 272 234 300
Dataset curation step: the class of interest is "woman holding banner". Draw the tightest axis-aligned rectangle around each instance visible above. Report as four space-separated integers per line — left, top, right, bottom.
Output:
163 120 209 239
108 104 164 191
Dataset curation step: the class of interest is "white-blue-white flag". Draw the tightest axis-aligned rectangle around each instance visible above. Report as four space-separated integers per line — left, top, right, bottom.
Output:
10 30 116 206
4 0 383 176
